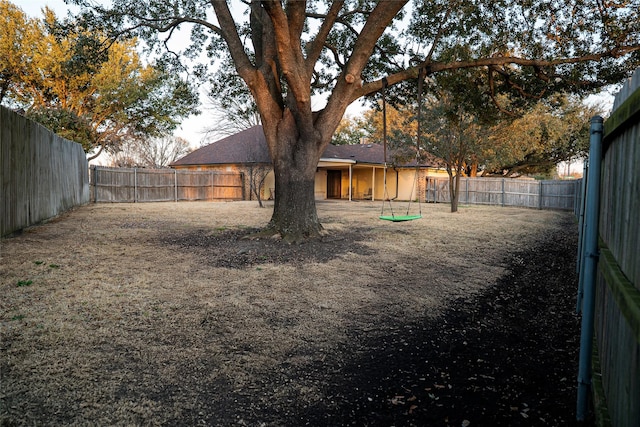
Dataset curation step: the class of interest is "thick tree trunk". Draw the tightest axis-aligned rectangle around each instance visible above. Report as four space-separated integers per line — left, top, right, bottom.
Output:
449 170 462 213
264 124 325 242
269 164 322 242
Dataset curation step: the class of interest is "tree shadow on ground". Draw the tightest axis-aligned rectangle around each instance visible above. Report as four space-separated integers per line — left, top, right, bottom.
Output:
158 227 376 268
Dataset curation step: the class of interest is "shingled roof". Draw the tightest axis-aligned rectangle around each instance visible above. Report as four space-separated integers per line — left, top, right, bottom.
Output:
172 126 271 166
171 125 440 167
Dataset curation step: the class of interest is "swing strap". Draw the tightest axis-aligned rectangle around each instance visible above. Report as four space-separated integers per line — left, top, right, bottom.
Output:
380 77 396 218
379 70 427 222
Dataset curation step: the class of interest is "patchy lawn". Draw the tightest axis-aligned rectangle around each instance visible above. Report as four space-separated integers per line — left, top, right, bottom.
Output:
0 201 585 426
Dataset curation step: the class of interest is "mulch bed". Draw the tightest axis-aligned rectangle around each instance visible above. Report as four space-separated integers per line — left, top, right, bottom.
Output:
159 227 376 268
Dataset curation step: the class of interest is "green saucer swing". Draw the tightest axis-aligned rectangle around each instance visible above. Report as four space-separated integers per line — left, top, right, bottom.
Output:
379 214 422 222
378 71 424 223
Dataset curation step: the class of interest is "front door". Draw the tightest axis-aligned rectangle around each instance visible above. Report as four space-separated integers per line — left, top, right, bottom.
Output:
327 170 342 199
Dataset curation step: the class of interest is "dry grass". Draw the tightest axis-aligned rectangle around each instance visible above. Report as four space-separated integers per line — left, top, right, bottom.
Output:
0 201 572 425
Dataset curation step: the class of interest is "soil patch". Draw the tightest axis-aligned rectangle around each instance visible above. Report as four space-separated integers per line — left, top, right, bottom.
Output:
159 227 376 268
0 201 587 426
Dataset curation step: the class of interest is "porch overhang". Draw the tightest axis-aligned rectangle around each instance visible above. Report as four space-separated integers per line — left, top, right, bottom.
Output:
318 158 357 168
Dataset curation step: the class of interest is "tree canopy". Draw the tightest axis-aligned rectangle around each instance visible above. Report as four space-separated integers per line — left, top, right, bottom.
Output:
344 91 598 177
0 1 198 158
485 95 599 176
68 0 640 239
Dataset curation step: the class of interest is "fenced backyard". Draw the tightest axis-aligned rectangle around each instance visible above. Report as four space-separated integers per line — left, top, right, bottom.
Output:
90 165 581 211
90 166 244 202
425 177 581 211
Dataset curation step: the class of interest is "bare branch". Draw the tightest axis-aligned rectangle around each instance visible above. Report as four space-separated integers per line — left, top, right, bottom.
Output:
488 68 518 117
324 43 346 69
425 5 454 62
488 65 546 100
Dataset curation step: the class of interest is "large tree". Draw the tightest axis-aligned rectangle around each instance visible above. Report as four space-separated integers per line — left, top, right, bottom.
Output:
484 95 600 177
72 0 640 240
0 1 198 159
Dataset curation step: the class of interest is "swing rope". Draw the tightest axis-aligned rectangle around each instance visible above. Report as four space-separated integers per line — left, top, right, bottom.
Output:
379 69 425 222
380 77 397 219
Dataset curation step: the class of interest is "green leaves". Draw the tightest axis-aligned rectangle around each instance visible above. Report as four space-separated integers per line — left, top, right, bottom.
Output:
0 1 198 157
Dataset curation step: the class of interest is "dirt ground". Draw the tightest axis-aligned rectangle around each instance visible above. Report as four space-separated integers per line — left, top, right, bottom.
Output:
0 201 585 426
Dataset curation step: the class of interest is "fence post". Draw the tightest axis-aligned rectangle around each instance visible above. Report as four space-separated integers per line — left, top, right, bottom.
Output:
433 178 437 203
465 178 469 204
538 181 543 209
174 169 178 202
134 168 137 203
92 165 98 203
576 115 603 421
501 178 505 207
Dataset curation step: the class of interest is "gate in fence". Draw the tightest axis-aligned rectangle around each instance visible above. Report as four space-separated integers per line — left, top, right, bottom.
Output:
90 166 244 202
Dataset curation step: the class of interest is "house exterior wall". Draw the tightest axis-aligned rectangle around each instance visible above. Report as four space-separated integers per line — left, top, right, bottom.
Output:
259 171 276 200
351 168 374 199
172 163 447 202
340 172 350 199
374 168 447 201
315 170 328 199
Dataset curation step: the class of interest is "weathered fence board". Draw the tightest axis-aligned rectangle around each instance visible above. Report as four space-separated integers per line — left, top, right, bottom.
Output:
425 177 580 210
91 166 244 202
589 67 640 427
1 106 89 237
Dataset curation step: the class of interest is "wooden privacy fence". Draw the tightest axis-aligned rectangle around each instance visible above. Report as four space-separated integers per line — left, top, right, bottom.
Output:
1 106 89 237
90 166 244 202
425 177 581 210
588 69 640 427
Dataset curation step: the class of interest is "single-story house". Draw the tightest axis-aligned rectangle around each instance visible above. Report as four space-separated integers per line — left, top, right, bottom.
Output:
170 125 448 201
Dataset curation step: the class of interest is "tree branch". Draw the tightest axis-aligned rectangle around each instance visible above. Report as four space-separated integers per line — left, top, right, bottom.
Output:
488 68 518 117
261 0 313 131
352 44 640 102
210 1 255 77
320 1 408 135
286 0 306 50
305 1 345 72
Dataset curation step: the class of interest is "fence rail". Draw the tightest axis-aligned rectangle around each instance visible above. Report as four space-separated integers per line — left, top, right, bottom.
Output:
425 177 580 210
90 166 244 202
